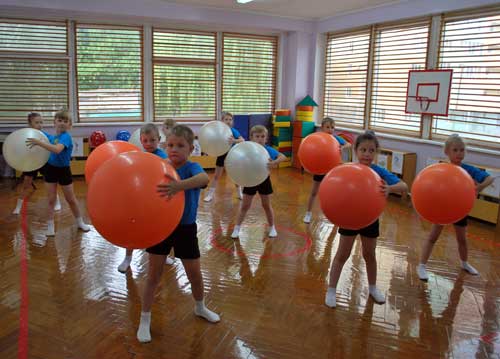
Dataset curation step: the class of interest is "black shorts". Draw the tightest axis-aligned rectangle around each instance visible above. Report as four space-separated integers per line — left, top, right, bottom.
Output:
454 217 468 227
216 152 228 167
242 176 273 196
313 174 325 182
146 223 200 259
44 164 73 186
23 164 46 178
339 219 379 238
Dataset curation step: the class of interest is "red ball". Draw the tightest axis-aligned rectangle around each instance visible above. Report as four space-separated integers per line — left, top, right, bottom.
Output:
90 130 106 148
319 163 387 230
298 132 341 174
411 163 476 225
84 140 140 184
87 151 185 249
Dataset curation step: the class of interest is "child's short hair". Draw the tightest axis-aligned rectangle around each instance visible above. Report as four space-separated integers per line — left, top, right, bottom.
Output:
250 125 268 137
54 110 71 123
27 112 41 123
444 134 465 151
140 123 160 138
354 130 379 151
321 117 335 127
171 124 194 145
163 118 176 128
221 111 233 120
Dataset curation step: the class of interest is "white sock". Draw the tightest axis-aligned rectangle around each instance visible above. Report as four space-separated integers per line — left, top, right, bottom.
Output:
137 311 152 343
231 225 240 239
46 220 55 236
165 256 175 265
268 225 277 238
118 255 132 273
325 287 336 308
303 211 312 224
369 285 385 304
461 261 479 275
54 195 61 211
13 199 23 214
76 217 91 232
194 300 220 323
416 263 429 281
204 188 215 202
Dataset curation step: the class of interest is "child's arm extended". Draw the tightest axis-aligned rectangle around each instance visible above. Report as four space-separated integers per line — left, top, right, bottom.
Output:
476 175 494 194
268 153 287 169
157 172 209 198
229 135 245 144
26 138 64 154
381 181 408 197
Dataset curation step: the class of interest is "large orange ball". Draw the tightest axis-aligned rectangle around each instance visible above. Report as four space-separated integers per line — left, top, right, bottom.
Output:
298 132 341 174
87 151 184 249
411 163 476 225
319 163 387 229
84 140 140 183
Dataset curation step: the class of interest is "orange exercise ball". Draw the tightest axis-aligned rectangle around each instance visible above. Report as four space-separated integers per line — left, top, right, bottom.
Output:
319 163 387 230
298 132 341 174
84 140 140 184
411 163 476 225
87 151 185 249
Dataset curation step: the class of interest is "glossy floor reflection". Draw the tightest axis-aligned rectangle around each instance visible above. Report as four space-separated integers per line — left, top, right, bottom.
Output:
0 169 499 358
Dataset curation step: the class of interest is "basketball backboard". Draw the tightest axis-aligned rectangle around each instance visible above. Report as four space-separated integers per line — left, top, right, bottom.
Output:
405 69 453 116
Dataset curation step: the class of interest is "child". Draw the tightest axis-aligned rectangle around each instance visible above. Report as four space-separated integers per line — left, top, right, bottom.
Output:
13 112 61 214
325 131 408 308
137 125 219 343
303 117 351 223
117 124 173 273
26 110 90 236
416 134 493 281
204 112 244 202
160 118 176 150
231 125 287 239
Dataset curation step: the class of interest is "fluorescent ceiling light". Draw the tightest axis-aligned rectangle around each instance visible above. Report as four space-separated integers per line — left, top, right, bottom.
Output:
237 0 254 3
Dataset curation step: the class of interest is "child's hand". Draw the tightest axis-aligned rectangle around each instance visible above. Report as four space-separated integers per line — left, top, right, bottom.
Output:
380 183 390 197
343 142 352 148
157 173 183 199
26 138 41 149
267 158 278 169
228 136 235 145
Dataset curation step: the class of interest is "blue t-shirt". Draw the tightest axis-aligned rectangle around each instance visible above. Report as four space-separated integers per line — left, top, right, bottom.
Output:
370 164 400 185
46 132 73 167
176 161 204 225
231 127 242 139
461 163 490 183
334 135 346 146
152 148 167 159
264 144 279 160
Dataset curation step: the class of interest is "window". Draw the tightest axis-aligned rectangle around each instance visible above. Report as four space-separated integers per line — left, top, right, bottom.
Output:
76 24 143 122
433 11 500 147
222 33 277 114
323 30 370 129
153 29 216 121
369 20 430 135
0 19 68 123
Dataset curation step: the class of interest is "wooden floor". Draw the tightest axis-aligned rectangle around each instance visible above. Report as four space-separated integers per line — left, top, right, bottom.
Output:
1 168 499 359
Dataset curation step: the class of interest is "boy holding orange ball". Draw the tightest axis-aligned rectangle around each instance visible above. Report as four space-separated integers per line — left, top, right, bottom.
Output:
137 125 220 343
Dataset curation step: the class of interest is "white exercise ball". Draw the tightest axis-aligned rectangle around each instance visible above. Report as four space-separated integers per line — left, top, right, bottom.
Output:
225 142 270 187
129 127 166 151
3 128 50 172
198 121 232 157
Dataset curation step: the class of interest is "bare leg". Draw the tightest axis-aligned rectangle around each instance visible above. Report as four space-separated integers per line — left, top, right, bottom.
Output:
325 235 356 308
260 194 277 237
231 194 254 238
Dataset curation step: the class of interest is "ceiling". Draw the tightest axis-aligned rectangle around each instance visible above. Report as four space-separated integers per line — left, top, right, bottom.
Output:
163 0 403 20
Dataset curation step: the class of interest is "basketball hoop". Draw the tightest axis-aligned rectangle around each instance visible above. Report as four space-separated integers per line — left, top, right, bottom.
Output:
416 96 431 112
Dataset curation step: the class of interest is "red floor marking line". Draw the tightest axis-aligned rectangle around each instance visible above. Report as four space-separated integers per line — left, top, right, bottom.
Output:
18 199 29 359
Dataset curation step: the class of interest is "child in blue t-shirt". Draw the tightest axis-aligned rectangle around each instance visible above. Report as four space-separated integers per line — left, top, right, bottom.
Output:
26 110 90 236
417 134 493 281
117 123 169 273
325 131 408 308
231 125 287 239
137 125 219 343
13 112 61 214
303 117 351 224
204 111 244 202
